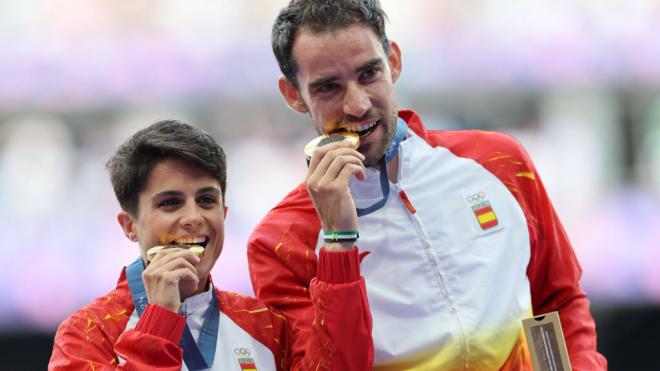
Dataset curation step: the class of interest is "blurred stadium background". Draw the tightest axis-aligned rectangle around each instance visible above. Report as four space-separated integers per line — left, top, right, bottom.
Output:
1 0 659 369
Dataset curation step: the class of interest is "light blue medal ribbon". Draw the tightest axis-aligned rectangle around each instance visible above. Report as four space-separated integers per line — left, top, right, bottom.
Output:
126 257 219 370
356 118 408 217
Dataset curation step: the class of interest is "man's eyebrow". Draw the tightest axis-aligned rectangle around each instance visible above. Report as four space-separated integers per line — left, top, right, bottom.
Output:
309 76 337 90
308 58 384 89
196 186 221 196
357 58 383 73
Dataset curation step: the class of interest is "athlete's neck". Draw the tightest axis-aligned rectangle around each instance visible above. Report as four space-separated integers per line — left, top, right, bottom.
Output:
386 153 399 183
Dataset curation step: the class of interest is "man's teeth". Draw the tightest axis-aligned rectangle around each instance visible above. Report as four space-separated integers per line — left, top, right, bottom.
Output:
345 121 377 133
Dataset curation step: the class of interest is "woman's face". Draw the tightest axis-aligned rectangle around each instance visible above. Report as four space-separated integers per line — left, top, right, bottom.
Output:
119 158 226 289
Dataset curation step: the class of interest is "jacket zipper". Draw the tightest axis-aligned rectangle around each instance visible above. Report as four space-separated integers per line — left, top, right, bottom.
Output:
395 136 468 363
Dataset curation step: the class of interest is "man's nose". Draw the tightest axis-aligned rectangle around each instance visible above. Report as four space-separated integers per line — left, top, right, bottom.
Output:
343 82 371 119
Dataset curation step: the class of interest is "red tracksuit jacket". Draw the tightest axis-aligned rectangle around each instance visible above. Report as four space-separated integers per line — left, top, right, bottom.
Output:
49 248 372 370
248 110 607 370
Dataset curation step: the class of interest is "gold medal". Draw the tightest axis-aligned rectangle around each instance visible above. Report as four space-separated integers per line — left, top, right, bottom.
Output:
146 245 165 261
188 245 204 257
304 132 360 158
146 244 205 261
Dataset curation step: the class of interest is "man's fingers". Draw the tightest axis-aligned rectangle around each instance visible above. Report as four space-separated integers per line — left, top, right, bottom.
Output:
335 163 366 186
319 154 366 186
308 139 355 163
303 139 362 236
307 140 364 175
307 147 364 186
310 146 363 175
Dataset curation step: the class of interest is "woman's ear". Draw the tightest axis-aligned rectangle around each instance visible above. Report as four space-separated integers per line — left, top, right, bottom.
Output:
117 211 138 242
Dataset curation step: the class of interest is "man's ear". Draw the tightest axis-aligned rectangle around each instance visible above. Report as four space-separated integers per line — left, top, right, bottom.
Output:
117 211 138 242
387 41 403 83
224 205 228 218
278 76 309 113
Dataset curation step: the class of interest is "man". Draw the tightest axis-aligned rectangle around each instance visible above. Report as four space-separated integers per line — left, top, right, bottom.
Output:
49 120 373 370
248 0 607 369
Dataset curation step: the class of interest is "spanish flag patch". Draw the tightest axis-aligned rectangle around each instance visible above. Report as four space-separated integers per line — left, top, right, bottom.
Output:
465 192 499 230
472 201 499 230
234 347 257 371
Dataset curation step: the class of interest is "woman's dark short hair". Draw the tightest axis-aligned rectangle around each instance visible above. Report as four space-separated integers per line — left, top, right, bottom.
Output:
272 0 389 88
106 120 226 216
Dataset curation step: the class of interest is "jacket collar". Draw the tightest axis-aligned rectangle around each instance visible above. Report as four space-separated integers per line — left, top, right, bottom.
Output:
398 109 427 140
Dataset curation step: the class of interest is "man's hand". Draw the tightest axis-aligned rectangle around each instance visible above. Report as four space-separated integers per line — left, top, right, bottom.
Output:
306 140 365 250
142 247 200 313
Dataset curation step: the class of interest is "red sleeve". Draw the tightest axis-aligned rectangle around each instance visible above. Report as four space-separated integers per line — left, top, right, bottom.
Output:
431 128 607 370
517 153 608 370
308 248 373 369
248 186 373 370
49 303 186 370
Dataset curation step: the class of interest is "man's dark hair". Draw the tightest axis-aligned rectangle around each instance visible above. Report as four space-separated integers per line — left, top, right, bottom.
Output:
106 120 226 216
272 0 389 88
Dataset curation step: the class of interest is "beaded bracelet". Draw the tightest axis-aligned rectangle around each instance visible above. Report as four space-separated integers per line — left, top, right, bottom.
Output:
322 230 359 243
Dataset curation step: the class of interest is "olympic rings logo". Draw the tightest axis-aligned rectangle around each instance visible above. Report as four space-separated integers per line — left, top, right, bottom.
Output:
234 347 251 356
466 192 486 204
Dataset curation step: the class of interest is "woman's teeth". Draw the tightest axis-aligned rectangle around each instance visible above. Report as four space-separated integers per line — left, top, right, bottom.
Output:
173 237 207 246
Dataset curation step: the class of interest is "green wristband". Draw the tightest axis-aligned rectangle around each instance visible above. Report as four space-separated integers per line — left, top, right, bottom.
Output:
322 230 359 243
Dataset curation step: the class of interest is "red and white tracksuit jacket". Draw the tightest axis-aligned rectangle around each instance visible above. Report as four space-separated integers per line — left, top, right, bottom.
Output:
49 248 373 371
248 110 607 370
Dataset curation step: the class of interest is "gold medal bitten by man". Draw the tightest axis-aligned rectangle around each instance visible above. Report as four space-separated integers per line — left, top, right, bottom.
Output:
304 132 360 158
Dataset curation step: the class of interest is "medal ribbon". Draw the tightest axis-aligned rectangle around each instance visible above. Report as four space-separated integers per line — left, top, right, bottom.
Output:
356 118 408 217
126 257 219 370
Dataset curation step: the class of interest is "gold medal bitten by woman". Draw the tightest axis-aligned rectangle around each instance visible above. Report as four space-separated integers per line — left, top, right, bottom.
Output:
146 245 205 262
304 132 360 158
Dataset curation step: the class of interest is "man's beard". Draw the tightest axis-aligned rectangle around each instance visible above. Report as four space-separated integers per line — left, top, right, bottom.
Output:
362 110 398 168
